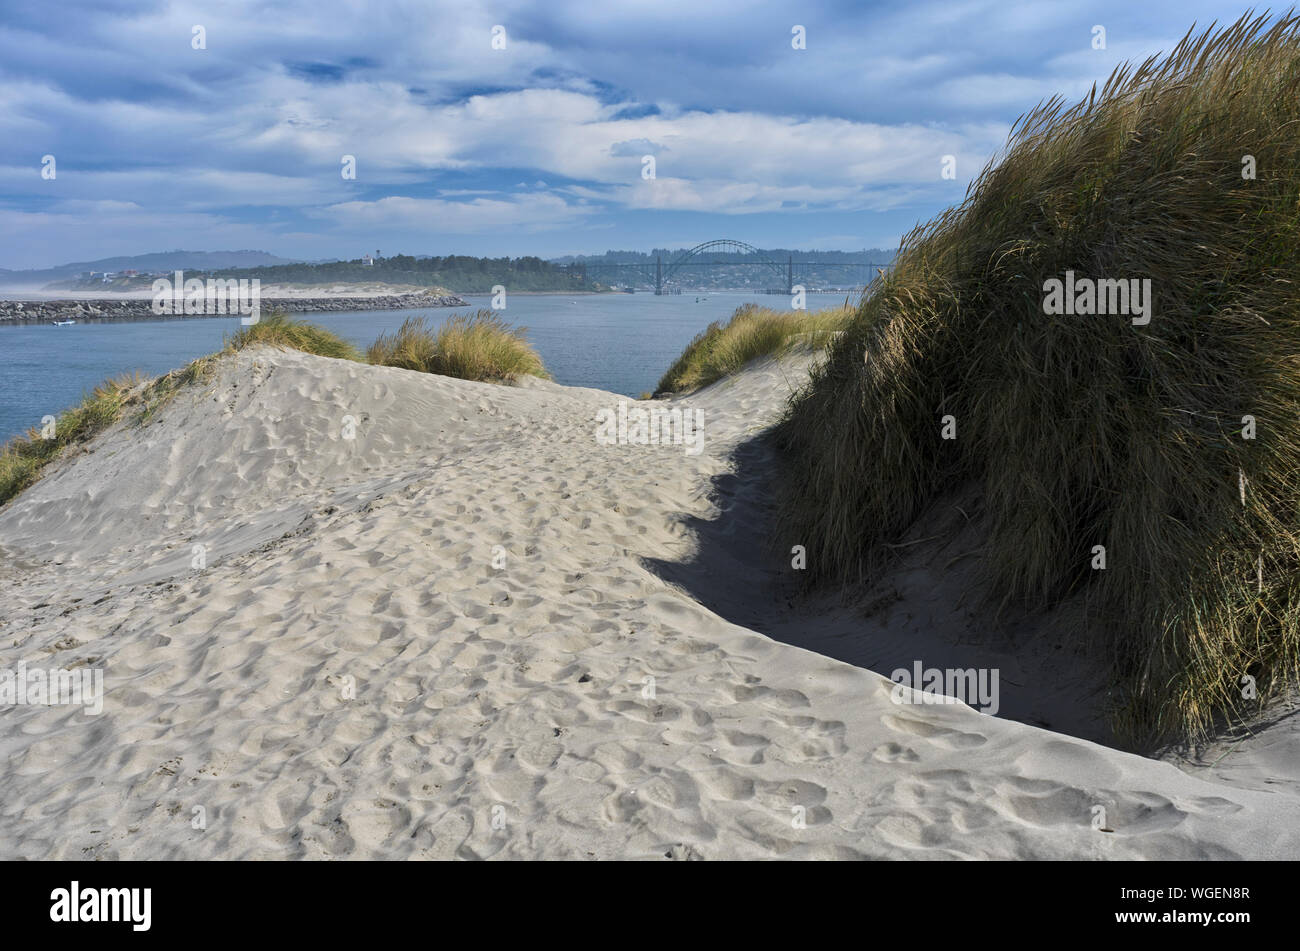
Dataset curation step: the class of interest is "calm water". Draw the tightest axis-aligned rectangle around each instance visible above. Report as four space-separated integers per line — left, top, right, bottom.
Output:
0 292 853 441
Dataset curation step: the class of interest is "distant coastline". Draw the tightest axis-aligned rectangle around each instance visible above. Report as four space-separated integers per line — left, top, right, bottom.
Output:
0 292 468 327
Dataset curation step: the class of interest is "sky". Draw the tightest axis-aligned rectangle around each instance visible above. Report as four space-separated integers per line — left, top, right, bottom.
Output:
0 0 1267 268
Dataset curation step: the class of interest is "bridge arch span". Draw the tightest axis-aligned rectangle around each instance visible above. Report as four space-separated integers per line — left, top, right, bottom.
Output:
660 240 787 285
566 240 885 294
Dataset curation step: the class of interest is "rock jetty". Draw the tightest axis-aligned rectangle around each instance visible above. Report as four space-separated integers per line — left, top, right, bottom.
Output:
0 294 468 326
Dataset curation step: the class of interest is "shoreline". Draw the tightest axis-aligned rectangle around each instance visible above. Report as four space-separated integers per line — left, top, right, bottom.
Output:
0 294 469 327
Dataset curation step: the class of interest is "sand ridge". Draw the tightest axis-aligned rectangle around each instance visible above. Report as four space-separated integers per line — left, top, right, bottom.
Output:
0 346 1297 859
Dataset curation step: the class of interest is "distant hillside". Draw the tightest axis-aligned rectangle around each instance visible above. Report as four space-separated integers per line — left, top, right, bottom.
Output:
552 246 897 291
207 255 596 293
552 247 898 264
0 250 299 288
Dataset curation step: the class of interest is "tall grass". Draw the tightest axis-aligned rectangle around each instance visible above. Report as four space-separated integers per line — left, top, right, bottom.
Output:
366 310 548 382
0 308 548 508
1 374 146 506
0 312 350 508
773 13 1300 745
656 303 851 395
224 311 361 361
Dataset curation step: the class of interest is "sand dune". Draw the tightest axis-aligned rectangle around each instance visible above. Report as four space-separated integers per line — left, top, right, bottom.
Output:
1 346 1297 859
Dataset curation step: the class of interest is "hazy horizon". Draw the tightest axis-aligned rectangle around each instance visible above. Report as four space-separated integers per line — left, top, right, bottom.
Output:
0 244 899 276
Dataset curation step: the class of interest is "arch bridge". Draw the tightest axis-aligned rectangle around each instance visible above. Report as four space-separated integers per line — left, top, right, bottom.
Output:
564 240 887 295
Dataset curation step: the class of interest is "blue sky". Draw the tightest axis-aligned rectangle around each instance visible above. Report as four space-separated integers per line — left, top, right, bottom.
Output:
0 0 1263 268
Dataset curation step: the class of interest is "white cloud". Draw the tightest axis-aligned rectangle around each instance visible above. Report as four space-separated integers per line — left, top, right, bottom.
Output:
0 0 1248 263
313 193 588 233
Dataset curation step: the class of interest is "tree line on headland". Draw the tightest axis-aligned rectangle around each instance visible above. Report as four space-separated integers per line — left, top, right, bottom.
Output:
48 255 596 294
209 255 592 292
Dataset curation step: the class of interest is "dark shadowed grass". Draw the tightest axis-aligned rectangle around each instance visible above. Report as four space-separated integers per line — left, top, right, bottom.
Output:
772 13 1300 746
366 310 548 382
655 303 851 395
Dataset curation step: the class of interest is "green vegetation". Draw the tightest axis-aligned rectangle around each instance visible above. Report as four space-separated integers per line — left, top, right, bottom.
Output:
224 311 361 361
2 309 551 507
211 254 595 293
0 377 135 505
563 247 894 292
0 359 231 507
772 14 1300 745
366 310 549 382
655 303 851 395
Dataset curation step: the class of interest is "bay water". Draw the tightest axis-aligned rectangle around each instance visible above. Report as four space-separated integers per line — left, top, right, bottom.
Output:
0 291 854 442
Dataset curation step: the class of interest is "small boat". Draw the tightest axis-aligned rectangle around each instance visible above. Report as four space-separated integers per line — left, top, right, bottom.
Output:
52 319 76 326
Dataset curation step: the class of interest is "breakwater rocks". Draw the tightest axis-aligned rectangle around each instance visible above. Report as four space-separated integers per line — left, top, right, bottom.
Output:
0 294 468 326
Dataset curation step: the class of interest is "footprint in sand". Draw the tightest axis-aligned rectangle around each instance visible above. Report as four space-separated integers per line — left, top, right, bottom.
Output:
872 742 921 763
881 713 987 749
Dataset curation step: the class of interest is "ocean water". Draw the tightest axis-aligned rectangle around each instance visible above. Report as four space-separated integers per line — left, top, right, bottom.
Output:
0 291 855 442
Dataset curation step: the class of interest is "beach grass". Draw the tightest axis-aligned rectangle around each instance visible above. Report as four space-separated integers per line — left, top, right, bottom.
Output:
0 307 547 508
0 312 350 508
0 352 235 507
0 375 140 506
771 13 1300 745
655 303 851 395
224 311 361 361
366 310 549 382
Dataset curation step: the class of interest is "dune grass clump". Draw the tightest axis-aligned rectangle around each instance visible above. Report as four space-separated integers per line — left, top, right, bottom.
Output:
0 320 296 509
224 311 361 361
655 303 851 395
0 308 535 507
0 352 230 508
366 310 548 382
773 13 1300 745
0 375 139 505
1 313 377 507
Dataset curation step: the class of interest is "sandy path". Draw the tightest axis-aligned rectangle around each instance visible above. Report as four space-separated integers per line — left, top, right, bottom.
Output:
1 346 1297 859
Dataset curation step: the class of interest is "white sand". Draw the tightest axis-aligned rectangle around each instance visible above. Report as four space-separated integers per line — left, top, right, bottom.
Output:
1 346 1297 859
